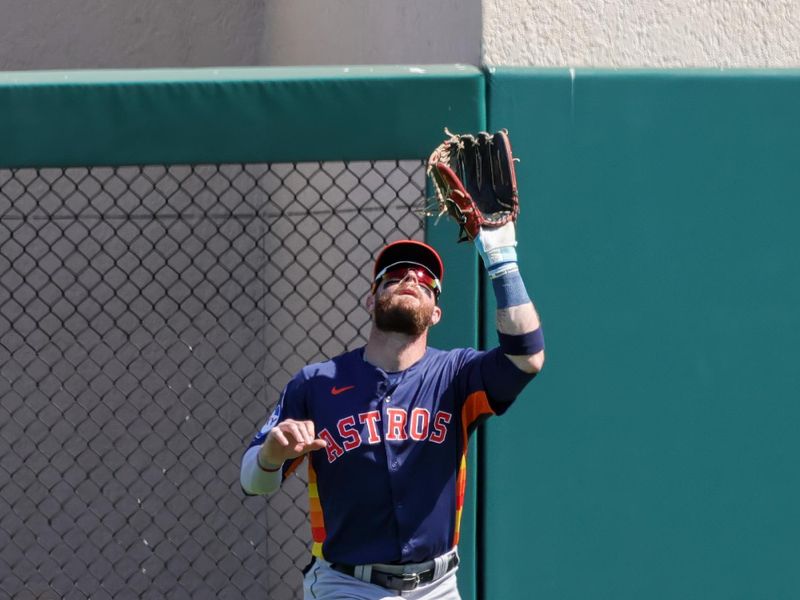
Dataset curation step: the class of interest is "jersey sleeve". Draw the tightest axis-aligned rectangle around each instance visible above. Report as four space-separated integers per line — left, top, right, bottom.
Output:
247 370 309 449
454 346 537 417
241 370 310 494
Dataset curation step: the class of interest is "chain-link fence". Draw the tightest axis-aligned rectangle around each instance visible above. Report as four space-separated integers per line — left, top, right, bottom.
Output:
0 160 426 600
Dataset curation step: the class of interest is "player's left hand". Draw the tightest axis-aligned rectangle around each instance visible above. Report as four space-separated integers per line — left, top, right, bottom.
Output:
427 129 520 244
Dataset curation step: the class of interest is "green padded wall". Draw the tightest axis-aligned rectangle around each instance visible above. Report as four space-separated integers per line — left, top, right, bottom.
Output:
482 69 800 599
0 65 481 167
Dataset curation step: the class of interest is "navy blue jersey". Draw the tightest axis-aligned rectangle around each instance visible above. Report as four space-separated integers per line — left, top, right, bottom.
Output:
247 345 535 565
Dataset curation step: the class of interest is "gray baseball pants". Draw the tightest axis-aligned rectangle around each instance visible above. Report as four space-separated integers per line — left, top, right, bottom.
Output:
303 556 462 600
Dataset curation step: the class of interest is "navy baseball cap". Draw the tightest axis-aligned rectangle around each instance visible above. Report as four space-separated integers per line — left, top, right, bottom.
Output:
373 239 444 286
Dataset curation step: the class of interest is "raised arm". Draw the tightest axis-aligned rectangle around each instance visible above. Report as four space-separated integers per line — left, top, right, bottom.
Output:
429 130 545 374
428 130 544 373
476 223 544 374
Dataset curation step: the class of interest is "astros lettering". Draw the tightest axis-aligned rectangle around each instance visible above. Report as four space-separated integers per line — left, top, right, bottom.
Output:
317 409 452 463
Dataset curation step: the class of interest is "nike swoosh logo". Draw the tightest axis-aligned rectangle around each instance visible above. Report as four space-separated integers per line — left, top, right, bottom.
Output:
331 385 355 396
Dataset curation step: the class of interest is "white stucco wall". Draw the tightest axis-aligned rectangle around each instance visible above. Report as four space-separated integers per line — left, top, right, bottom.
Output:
0 0 265 70
483 0 800 67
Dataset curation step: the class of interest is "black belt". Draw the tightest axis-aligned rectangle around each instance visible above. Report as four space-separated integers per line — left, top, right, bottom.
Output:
330 553 459 591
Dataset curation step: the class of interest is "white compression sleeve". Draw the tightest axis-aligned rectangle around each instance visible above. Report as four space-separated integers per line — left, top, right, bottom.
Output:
240 445 283 495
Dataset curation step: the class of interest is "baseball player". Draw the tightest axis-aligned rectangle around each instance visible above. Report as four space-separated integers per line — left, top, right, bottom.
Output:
241 132 544 599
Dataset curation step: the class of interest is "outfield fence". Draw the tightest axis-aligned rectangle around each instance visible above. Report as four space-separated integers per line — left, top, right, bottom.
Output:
0 159 427 599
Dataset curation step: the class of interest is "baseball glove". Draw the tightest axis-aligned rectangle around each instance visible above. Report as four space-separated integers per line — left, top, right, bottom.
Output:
427 129 519 242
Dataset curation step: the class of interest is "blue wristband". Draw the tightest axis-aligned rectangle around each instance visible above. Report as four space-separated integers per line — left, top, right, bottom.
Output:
490 265 531 309
498 327 545 355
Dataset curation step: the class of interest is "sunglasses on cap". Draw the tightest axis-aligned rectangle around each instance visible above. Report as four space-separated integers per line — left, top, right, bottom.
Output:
373 262 442 298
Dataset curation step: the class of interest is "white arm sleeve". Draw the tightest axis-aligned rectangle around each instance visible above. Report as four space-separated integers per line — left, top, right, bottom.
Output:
240 445 283 496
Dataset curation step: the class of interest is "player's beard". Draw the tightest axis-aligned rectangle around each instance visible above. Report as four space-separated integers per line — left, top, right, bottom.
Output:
374 293 433 337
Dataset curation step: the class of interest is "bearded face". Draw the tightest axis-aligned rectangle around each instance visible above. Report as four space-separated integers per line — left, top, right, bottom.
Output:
373 286 435 336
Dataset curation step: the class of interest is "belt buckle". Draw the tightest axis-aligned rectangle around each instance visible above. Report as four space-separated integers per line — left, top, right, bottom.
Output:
389 571 421 591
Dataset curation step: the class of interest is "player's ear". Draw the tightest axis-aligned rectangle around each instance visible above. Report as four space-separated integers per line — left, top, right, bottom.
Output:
365 290 375 313
429 305 442 326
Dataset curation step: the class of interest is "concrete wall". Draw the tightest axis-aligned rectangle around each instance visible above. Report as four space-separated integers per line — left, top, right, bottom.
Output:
483 0 800 67
261 1 481 66
0 0 265 70
0 0 481 70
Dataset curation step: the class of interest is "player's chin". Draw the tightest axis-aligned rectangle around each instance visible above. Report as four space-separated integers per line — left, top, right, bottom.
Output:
374 301 430 336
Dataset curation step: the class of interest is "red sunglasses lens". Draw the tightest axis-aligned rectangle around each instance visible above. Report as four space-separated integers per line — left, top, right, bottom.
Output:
381 267 439 294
